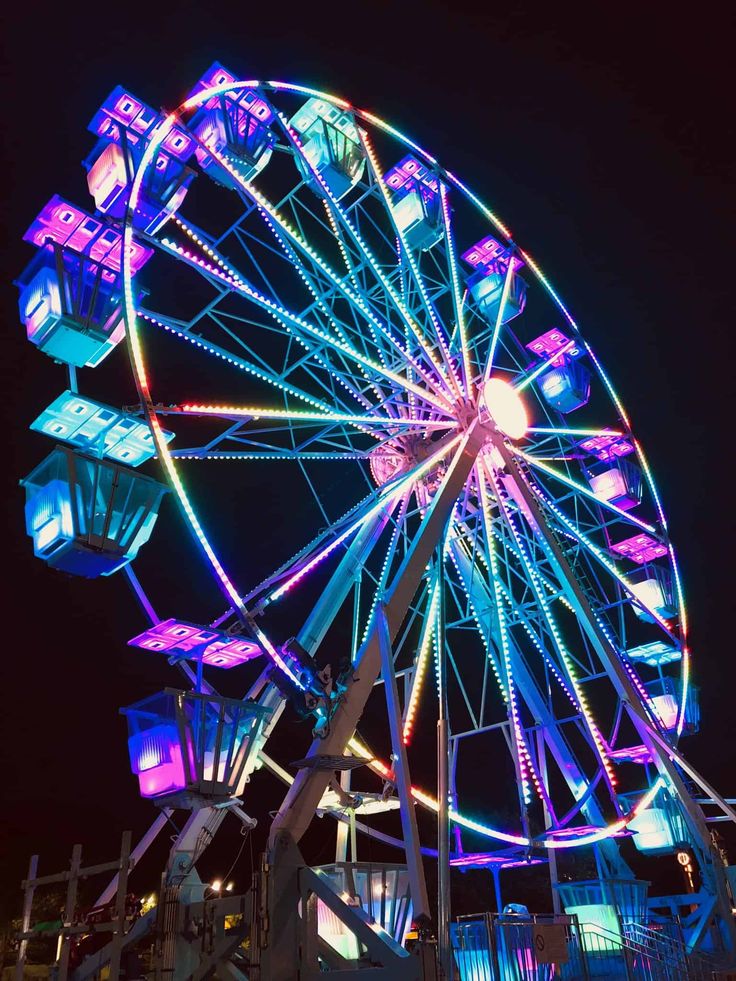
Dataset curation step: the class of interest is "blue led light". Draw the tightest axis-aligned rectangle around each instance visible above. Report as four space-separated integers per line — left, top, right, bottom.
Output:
31 391 174 466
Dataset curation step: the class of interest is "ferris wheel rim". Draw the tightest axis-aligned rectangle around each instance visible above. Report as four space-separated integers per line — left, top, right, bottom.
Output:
118 76 689 849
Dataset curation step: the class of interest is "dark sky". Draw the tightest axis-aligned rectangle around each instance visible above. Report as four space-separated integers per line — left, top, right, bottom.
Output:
1 1 734 922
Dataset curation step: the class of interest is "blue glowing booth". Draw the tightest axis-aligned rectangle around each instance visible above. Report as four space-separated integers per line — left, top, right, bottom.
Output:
289 97 365 200
85 85 196 234
555 878 649 934
22 446 166 577
18 247 125 368
587 458 643 511
629 566 677 623
314 863 413 958
18 195 154 368
121 689 269 803
385 155 443 252
621 792 690 857
538 355 591 413
188 63 275 188
462 236 527 328
645 676 699 735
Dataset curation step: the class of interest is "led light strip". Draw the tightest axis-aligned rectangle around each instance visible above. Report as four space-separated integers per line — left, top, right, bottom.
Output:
157 232 452 417
486 460 618 790
178 403 455 428
439 182 474 393
200 133 456 414
357 128 464 401
403 576 440 745
347 735 665 848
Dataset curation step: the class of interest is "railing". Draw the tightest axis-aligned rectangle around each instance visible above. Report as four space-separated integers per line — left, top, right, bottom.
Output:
452 912 725 980
452 912 590 980
623 921 721 980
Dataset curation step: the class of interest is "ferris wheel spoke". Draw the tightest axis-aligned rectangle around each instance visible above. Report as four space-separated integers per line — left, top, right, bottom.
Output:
480 459 620 793
514 447 658 535
439 184 474 392
199 137 456 407
155 230 455 414
149 232 400 414
356 128 465 401
481 257 517 385
166 401 455 432
448 528 616 832
244 434 461 613
250 199 398 379
270 108 455 393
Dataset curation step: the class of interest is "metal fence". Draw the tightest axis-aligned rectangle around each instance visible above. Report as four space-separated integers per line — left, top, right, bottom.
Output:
451 911 725 981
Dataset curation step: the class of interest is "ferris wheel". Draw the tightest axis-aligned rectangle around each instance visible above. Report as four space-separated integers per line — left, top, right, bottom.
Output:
17 63 736 965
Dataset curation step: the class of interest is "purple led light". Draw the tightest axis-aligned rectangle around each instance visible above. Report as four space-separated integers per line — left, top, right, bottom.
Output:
23 195 152 274
461 234 523 271
129 618 262 668
611 533 668 564
449 853 545 869
608 745 655 765
384 154 438 193
526 328 581 365
89 86 194 161
579 433 634 461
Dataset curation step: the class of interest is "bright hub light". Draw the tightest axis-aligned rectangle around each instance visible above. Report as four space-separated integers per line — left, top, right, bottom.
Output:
211 879 222 892
482 378 528 439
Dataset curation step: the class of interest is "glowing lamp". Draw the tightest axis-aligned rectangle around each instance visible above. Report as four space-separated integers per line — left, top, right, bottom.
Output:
129 619 262 669
538 357 591 414
482 378 528 439
587 460 642 510
625 640 681 667
121 690 269 804
611 534 668 565
630 569 676 622
628 807 675 855
31 391 174 467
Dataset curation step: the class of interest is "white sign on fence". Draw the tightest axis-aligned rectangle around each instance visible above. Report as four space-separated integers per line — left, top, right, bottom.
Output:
532 923 569 964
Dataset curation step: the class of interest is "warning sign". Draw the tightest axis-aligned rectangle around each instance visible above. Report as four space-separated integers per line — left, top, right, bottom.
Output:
532 923 569 964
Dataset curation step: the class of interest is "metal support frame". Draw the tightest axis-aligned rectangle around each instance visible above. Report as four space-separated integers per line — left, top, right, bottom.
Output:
489 432 736 955
15 834 133 981
378 606 431 922
260 424 484 978
269 424 483 848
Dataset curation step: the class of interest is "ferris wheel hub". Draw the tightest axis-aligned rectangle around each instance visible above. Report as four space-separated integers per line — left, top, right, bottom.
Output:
480 377 528 440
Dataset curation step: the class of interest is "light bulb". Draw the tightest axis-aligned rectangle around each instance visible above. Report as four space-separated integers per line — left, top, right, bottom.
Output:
482 377 528 439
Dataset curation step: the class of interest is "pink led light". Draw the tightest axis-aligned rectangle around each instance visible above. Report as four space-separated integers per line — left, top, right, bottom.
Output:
525 328 581 365
608 745 655 765
461 234 523 271
611 533 668 564
580 433 635 461
129 618 262 668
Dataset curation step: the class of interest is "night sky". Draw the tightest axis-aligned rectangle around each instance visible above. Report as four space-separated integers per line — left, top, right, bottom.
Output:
1 1 734 925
